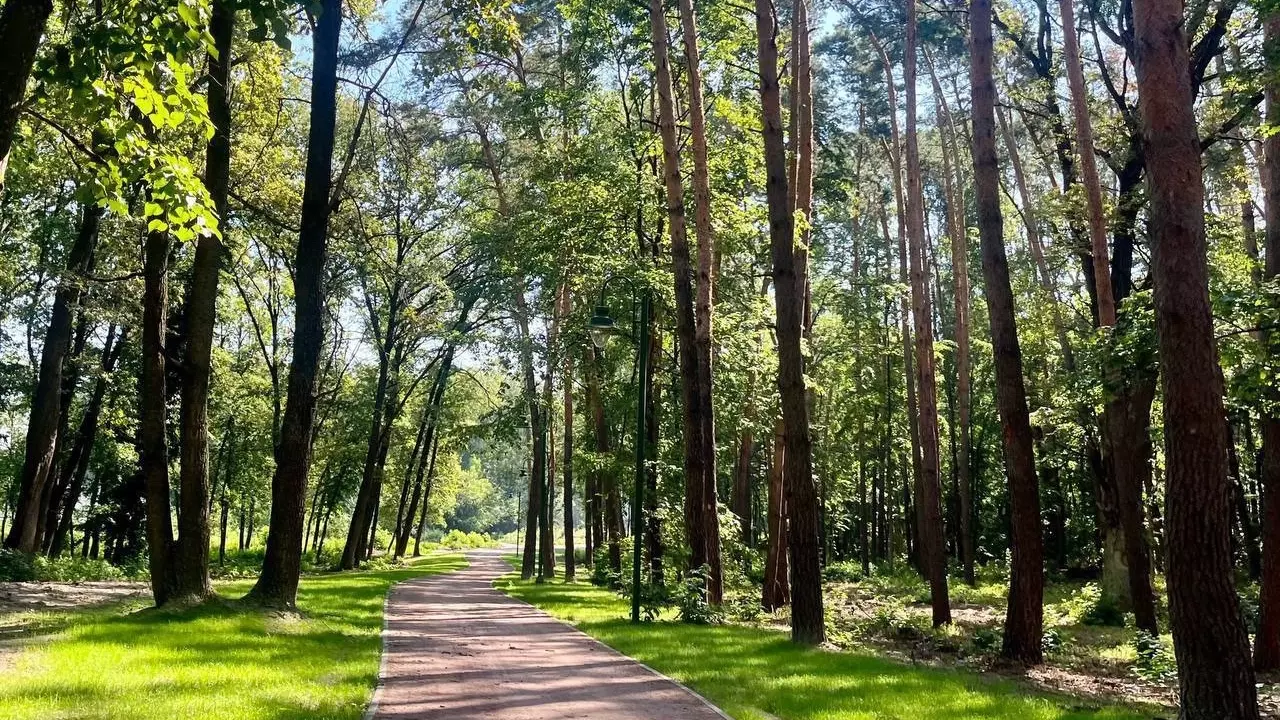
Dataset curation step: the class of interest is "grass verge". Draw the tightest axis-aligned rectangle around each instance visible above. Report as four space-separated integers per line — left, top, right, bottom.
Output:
0 553 466 720
498 576 1150 720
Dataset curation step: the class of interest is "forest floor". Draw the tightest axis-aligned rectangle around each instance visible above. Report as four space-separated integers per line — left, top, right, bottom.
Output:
0 552 465 720
804 564 1278 718
500 571 1151 720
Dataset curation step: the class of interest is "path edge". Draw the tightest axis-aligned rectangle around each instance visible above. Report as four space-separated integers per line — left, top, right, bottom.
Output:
361 554 467 720
492 561 734 720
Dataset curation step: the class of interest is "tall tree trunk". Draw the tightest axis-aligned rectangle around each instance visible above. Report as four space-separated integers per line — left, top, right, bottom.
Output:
1058 0 1117 325
927 60 973 587
140 225 177 605
0 0 52 194
1255 13 1280 674
5 204 102 552
677 0 722 605
245 0 341 609
171 0 233 601
1132 0 1259 712
904 0 950 626
560 285 576 581
649 0 712 597
871 39 924 557
970 0 1044 663
754 0 823 644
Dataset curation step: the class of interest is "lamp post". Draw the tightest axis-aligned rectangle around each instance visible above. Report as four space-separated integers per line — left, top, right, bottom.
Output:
588 275 651 624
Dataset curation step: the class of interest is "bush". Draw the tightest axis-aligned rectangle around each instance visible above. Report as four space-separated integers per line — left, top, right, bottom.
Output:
0 549 140 582
1062 583 1126 627
673 566 723 625
972 626 1002 652
1041 627 1065 654
1133 630 1177 682
439 530 497 550
823 560 865 584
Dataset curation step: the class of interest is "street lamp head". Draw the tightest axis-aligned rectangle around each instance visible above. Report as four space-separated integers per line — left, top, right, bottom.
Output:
588 305 616 350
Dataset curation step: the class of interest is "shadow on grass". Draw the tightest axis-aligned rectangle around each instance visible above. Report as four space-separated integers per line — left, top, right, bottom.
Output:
499 578 1154 720
0 553 466 720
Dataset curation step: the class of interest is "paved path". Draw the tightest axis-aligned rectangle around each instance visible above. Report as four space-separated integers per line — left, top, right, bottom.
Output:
369 549 728 720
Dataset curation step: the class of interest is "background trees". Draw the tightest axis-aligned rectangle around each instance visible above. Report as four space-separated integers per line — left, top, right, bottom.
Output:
0 0 1275 712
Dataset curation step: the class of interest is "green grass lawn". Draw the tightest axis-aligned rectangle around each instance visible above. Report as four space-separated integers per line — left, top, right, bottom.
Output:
498 577 1151 720
0 553 466 720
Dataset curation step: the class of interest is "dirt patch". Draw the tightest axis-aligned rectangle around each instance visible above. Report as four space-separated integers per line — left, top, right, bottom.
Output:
0 581 148 616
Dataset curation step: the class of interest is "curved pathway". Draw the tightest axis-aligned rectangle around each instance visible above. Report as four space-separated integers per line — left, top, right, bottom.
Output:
368 548 729 720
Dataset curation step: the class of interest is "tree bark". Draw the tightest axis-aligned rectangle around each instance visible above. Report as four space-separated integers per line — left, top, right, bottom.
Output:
1132 0 1260 711
762 418 789 611
246 0 341 608
927 58 973 587
649 0 716 597
904 0 951 626
1256 13 1280 674
678 0 722 605
970 0 1044 663
754 0 823 644
1058 0 1117 326
560 285 576 581
140 224 177 605
49 325 126 557
0 0 52 194
5 204 102 552
170 0 234 601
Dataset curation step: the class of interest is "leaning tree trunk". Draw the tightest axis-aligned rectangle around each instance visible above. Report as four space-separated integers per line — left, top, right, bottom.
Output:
677 0 722 605
49 325 127 557
904 0 951 627
245 0 341 609
5 204 101 553
1256 12 1280 674
172 0 234 601
1132 0 1260 712
970 0 1044 663
754 0 823 644
0 0 53 194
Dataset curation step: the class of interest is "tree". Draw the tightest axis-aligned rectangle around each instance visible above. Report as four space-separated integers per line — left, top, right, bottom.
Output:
246 0 342 608
754 0 823 645
904 0 950 626
969 0 1043 664
1131 0 1260 711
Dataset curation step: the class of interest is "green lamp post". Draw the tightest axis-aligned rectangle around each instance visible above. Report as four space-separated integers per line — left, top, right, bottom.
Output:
588 277 651 624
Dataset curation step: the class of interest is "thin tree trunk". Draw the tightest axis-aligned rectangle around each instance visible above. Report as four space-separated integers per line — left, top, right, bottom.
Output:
754 0 823 644
560 285 576 581
5 204 102 552
927 58 973 587
649 0 712 597
970 0 1043 662
50 326 126 557
904 0 950 626
677 0 722 603
1133 0 1260 711
1058 0 1116 326
246 0 341 609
